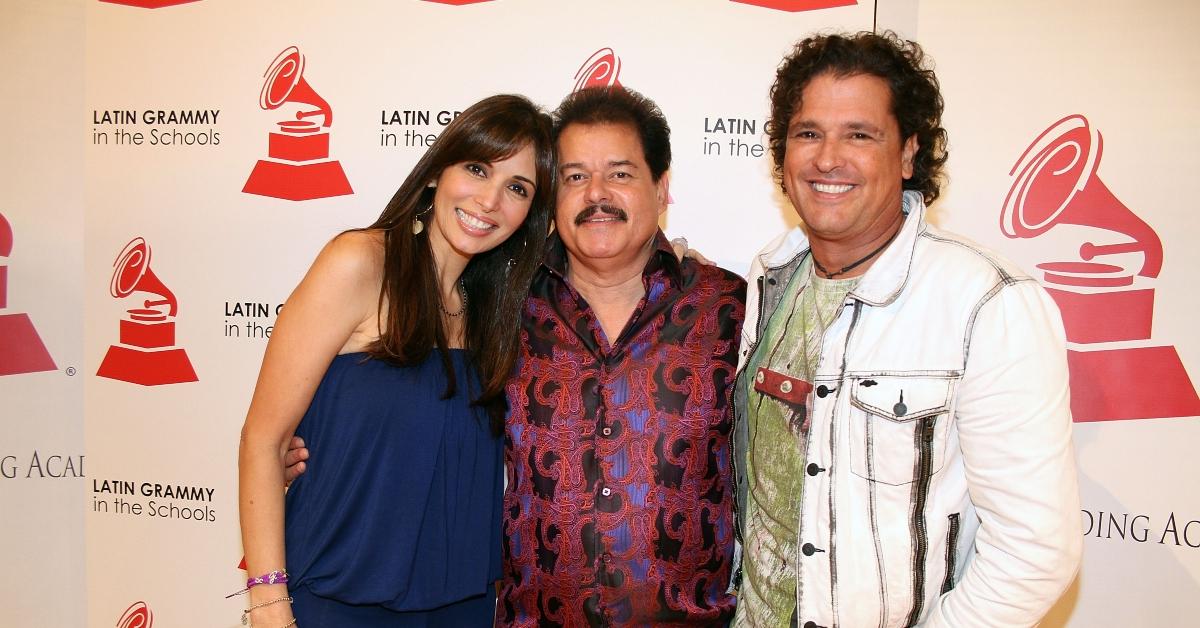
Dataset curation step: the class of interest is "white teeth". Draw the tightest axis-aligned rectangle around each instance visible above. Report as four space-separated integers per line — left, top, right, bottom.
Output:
812 182 854 194
456 208 494 230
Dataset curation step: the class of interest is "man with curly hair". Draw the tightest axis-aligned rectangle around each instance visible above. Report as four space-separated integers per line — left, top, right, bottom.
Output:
732 31 1081 627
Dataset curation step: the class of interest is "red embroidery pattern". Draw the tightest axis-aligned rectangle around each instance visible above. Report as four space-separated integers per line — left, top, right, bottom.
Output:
499 234 745 626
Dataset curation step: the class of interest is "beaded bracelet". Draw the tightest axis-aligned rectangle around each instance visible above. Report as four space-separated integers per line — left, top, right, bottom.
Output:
225 569 289 598
241 595 292 625
248 569 289 589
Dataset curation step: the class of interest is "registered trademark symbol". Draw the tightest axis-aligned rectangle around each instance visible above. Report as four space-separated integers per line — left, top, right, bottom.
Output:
65 367 77 376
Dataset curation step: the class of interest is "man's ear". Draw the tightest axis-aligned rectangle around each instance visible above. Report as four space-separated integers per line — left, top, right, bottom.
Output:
655 171 671 216
901 135 918 180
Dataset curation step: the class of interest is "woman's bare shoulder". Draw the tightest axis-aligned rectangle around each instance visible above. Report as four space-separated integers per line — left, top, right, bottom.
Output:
307 229 386 288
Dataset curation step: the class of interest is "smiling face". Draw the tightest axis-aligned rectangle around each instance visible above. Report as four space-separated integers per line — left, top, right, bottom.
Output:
783 72 917 250
426 144 537 263
555 122 668 273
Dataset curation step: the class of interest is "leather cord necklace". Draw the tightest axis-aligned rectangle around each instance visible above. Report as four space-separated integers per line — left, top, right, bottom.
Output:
811 223 902 279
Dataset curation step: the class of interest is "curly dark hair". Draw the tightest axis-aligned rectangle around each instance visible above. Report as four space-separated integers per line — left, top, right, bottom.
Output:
767 30 948 204
553 85 671 181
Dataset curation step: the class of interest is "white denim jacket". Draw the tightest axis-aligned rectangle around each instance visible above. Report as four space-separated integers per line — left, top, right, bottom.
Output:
733 191 1082 627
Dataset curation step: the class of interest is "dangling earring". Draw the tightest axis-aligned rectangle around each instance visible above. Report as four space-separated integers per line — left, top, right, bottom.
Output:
505 232 530 273
412 203 432 235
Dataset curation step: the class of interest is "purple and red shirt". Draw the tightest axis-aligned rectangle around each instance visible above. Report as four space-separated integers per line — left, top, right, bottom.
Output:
498 232 746 627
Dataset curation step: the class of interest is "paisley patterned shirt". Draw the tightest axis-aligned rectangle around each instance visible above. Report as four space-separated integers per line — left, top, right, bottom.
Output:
498 232 746 627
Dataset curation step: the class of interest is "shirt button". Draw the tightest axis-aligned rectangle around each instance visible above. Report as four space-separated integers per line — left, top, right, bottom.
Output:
767 277 777 285
780 380 792 394
601 487 612 497
601 427 612 436
804 622 819 628
806 463 822 476
816 385 831 398
801 543 818 556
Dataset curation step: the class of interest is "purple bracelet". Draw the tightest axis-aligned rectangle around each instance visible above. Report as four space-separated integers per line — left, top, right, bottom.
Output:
247 570 289 589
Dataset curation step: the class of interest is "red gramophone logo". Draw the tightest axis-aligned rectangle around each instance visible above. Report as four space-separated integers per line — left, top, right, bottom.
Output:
0 212 56 376
243 46 352 202
96 237 197 386
574 48 623 93
99 0 200 7
1002 114 1200 422
115 600 153 628
729 0 856 11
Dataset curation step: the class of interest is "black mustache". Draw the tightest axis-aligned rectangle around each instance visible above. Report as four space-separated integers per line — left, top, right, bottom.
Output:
574 203 628 225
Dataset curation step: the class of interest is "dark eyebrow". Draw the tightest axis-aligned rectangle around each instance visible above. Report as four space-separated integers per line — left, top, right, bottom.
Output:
513 174 535 189
557 160 640 173
789 120 885 134
846 121 884 134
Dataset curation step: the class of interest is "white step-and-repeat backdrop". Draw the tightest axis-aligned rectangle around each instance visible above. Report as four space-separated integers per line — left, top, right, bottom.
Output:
1 0 1195 626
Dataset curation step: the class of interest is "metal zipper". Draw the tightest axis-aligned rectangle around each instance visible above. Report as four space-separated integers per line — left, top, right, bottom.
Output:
904 416 937 626
941 513 960 595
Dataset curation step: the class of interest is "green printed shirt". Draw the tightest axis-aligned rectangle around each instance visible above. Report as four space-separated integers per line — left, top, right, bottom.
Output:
735 258 859 628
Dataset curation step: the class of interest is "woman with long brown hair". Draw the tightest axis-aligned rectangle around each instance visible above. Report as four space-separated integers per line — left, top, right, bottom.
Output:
238 94 554 627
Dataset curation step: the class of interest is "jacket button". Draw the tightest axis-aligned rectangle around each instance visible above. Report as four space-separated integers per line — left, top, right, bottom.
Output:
756 370 765 384
780 380 793 394
767 277 777 285
893 402 908 417
803 622 819 628
816 385 831 398
801 543 818 556
806 463 822 476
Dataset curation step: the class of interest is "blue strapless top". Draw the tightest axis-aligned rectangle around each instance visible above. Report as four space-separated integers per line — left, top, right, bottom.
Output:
284 351 502 611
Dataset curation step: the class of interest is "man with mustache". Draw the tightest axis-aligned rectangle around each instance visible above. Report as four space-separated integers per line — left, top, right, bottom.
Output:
285 86 744 626
497 86 744 626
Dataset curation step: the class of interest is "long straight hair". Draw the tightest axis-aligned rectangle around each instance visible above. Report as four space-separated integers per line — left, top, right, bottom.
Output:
363 94 554 434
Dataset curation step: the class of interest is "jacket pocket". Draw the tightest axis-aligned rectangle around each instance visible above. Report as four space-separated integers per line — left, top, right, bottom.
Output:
847 374 956 486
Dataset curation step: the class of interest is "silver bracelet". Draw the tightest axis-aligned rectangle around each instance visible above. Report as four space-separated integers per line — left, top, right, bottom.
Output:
241 595 292 625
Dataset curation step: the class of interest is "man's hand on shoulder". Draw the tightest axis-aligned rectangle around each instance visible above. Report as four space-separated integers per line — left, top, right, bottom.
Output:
670 236 715 266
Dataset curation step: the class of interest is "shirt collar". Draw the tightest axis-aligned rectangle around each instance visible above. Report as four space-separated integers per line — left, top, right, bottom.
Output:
847 190 925 306
755 190 927 307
